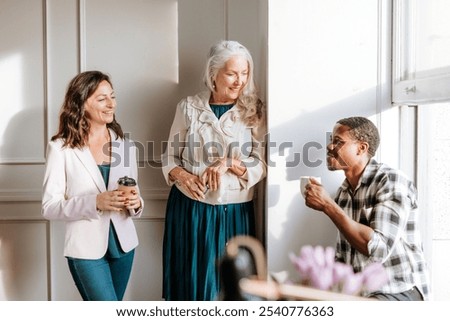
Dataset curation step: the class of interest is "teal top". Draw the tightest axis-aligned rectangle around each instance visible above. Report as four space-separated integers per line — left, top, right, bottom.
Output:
97 164 110 187
98 164 125 258
210 103 234 119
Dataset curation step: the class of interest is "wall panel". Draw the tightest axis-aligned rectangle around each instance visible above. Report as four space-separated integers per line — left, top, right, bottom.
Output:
0 0 46 163
0 221 48 300
83 0 179 160
46 0 80 140
124 220 164 300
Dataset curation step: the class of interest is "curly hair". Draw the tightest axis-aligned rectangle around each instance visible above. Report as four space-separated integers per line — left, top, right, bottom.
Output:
51 71 123 148
337 117 380 157
202 40 264 127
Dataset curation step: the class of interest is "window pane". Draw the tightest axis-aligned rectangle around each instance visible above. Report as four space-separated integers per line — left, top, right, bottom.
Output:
415 0 450 79
393 0 450 104
418 103 450 300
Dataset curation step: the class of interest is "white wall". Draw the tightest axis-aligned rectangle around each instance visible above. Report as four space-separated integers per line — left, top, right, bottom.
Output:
0 0 267 300
266 0 395 277
0 0 49 301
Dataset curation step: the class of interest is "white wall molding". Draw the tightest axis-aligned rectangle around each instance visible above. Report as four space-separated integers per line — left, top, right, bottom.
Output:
139 188 170 200
78 0 86 72
0 189 42 202
0 159 46 165
0 188 169 202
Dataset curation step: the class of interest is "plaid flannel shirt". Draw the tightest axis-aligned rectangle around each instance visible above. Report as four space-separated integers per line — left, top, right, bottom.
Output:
334 159 430 299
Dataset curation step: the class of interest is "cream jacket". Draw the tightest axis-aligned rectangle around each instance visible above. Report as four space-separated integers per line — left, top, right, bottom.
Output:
42 130 143 259
161 91 266 205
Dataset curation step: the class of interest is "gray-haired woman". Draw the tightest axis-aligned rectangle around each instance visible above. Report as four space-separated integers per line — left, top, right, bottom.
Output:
161 40 266 300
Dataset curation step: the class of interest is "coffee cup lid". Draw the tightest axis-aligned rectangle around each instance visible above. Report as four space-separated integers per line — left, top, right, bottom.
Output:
118 176 136 186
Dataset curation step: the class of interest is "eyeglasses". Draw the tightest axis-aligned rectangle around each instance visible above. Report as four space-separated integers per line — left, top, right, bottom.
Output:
327 136 359 149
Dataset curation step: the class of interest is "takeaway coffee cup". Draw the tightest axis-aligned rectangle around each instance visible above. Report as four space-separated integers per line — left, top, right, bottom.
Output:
117 176 137 198
300 176 321 198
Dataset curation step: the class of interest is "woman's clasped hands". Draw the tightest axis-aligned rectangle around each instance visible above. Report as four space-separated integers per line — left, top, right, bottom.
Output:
201 158 229 192
171 158 231 201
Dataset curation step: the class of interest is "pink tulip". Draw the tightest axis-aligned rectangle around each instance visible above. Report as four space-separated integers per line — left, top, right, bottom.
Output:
298 246 315 267
312 246 326 267
342 273 364 295
289 252 311 276
299 245 314 259
290 245 384 296
361 262 389 292
324 246 335 267
310 266 334 290
332 262 353 285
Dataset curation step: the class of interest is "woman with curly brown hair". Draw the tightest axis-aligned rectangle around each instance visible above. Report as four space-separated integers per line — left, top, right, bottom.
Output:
42 71 143 300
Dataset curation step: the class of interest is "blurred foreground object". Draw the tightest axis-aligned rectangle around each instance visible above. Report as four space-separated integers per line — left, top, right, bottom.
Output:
289 245 388 296
219 236 267 300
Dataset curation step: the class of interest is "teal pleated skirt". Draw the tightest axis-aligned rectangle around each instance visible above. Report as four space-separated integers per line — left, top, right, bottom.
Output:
162 185 255 301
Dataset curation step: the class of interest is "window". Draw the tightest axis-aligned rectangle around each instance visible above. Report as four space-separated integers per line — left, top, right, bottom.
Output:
417 104 450 300
393 0 450 300
393 0 450 104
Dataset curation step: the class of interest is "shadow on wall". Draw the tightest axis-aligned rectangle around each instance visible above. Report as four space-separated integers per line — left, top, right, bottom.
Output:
267 86 378 274
0 108 44 163
115 78 181 161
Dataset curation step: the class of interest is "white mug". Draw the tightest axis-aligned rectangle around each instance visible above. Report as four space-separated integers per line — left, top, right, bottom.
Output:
300 176 321 198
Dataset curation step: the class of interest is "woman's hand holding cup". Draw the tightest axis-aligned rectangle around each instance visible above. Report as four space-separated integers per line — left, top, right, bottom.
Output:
117 176 141 211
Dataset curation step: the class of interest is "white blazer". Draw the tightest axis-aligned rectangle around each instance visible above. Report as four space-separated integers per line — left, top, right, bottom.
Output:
42 129 143 259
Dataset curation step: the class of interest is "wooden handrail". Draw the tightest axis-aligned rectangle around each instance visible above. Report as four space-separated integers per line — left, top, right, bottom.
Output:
239 279 374 301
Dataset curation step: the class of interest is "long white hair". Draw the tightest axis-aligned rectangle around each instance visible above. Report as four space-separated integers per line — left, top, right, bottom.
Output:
203 40 264 127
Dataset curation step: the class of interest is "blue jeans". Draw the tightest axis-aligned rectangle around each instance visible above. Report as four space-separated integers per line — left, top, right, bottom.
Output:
67 249 135 301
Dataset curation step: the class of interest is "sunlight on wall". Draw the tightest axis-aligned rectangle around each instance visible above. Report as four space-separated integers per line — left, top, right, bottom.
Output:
268 153 295 240
373 108 400 168
0 54 23 147
269 0 377 128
